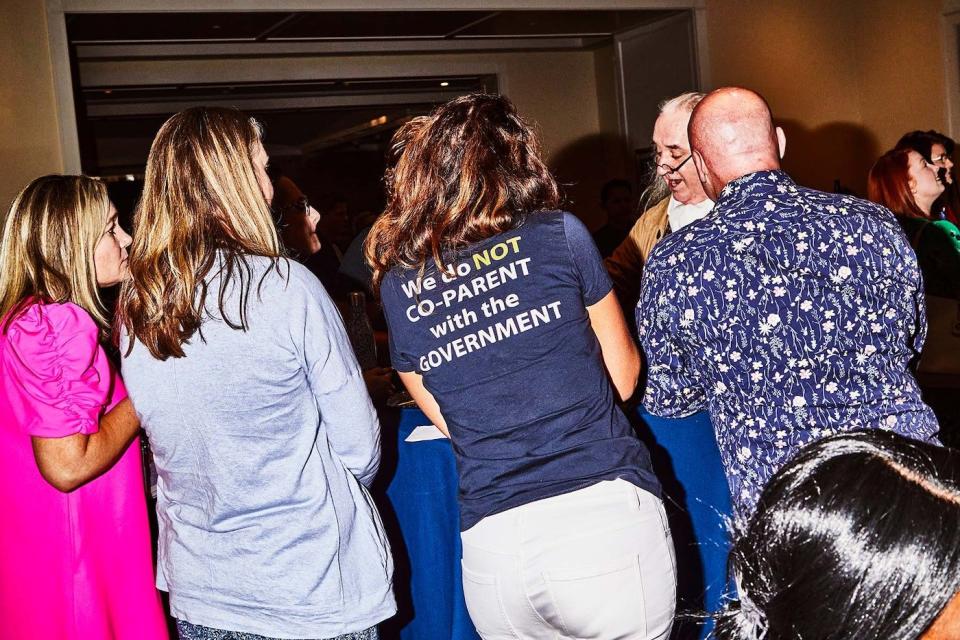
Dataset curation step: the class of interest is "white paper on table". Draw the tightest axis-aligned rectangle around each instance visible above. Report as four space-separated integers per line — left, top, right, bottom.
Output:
405 424 449 442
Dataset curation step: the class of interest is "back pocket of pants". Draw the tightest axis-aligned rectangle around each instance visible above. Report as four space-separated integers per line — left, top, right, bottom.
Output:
542 556 646 639
461 562 514 638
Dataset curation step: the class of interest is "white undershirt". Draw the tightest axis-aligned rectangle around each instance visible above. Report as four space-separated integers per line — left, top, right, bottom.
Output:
667 196 715 232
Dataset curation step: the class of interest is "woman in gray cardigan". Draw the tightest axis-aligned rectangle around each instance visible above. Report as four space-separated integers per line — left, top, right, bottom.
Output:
117 106 395 640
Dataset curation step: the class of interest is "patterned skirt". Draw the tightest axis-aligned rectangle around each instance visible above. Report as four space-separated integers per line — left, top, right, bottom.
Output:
176 620 378 640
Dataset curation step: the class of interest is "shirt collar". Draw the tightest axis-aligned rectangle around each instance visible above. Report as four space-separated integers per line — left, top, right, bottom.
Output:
715 169 795 208
667 196 715 231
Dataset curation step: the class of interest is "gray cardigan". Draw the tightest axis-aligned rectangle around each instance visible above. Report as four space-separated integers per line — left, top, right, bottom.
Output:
122 256 395 638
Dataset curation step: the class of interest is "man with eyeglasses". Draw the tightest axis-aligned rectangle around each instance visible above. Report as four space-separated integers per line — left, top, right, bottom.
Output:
605 92 714 316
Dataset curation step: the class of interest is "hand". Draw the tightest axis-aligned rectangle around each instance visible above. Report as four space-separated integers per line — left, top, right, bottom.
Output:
363 366 397 406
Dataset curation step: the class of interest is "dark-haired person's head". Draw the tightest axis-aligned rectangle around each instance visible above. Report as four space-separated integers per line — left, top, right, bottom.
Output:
898 130 956 185
365 93 559 292
600 179 635 230
601 179 632 205
868 147 944 218
273 176 321 257
715 430 960 640
317 193 352 251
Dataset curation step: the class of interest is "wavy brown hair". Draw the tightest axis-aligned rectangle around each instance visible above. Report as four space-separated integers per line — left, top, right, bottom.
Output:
365 93 559 292
0 175 112 334
868 148 929 219
117 107 280 360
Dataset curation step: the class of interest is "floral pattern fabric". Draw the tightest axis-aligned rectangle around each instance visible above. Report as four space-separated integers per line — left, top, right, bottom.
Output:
637 170 940 519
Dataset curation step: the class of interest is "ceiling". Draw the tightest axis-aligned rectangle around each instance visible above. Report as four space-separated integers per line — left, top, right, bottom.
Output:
69 10 678 120
68 10 679 54
79 74 496 119
68 9 682 173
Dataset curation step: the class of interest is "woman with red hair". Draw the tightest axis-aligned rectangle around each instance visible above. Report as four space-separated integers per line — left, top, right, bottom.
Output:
868 148 960 301
897 129 960 225
870 148 960 447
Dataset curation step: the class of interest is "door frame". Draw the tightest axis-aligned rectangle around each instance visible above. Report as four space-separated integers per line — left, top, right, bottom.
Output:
46 0 709 172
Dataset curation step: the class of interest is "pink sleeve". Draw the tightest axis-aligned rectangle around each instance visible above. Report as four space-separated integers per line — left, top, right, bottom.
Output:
3 303 124 438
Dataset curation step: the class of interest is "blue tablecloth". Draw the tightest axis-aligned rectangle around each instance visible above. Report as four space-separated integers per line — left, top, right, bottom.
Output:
634 408 733 638
378 408 480 640
378 406 732 640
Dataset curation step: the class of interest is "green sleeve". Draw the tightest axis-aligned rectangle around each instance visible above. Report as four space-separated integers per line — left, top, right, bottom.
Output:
917 220 960 299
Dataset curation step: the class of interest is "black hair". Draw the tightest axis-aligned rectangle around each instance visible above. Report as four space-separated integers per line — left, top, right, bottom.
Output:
600 178 632 206
714 430 960 640
318 192 348 213
896 130 956 162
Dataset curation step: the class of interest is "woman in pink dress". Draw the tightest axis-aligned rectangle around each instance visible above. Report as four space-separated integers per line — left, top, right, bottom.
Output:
0 175 169 639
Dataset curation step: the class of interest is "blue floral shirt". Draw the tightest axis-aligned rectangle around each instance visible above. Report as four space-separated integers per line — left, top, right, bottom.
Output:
637 170 940 518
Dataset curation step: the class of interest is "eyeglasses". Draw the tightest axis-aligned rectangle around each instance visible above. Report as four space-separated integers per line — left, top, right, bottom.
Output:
656 155 693 175
931 153 951 165
278 197 314 219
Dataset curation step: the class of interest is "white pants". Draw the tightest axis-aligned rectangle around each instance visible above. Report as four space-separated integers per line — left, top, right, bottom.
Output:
460 479 676 640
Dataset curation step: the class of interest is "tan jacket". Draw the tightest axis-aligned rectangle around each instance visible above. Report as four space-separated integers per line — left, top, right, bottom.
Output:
604 196 671 311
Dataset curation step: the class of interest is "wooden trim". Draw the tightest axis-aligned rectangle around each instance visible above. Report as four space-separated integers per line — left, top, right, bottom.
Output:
45 0 81 172
943 6 960 139
62 0 704 12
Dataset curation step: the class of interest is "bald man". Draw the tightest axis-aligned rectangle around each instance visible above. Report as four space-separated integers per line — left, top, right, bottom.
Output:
636 87 940 519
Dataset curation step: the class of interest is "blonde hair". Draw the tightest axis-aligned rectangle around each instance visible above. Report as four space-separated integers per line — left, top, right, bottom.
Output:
117 106 280 360
0 175 111 334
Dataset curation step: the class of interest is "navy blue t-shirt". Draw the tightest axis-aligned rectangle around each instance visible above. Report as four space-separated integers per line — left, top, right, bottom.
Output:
381 210 660 530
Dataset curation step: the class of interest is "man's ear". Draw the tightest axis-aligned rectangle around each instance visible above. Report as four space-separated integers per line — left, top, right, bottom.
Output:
692 150 718 201
776 126 787 159
692 150 709 185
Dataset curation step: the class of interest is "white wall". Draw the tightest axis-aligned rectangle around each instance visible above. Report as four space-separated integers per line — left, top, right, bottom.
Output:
1 0 63 209
704 0 948 194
